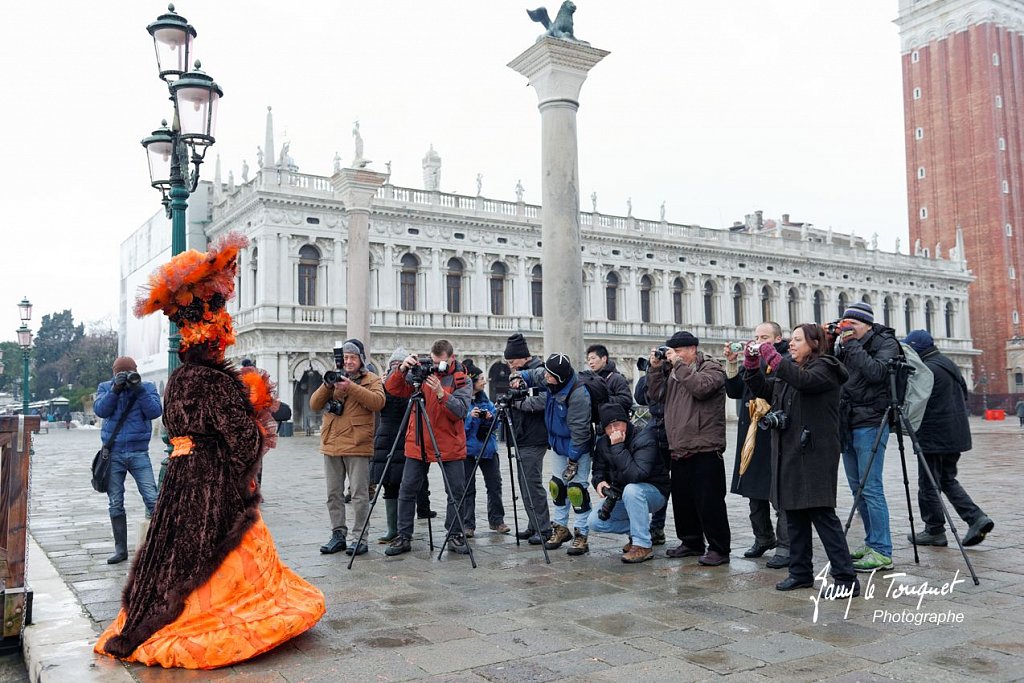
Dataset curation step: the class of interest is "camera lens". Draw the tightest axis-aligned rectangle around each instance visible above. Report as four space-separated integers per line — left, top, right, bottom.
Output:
324 370 341 384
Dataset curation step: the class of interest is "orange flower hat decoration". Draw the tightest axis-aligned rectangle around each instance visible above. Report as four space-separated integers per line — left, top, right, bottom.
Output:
134 233 249 355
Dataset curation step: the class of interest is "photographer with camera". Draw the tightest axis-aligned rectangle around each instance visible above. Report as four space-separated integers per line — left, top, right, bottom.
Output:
587 403 671 563
514 353 594 555
310 339 386 556
584 344 634 414
633 356 669 546
462 362 508 537
903 330 994 547
384 339 473 556
93 356 162 564
743 323 858 593
833 302 899 572
723 322 791 569
502 333 551 545
646 331 731 565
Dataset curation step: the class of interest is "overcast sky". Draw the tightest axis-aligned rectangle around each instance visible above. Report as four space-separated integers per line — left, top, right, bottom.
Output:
0 1 910 342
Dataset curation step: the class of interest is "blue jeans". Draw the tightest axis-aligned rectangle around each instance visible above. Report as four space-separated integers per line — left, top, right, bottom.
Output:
587 483 667 548
107 450 158 518
842 425 892 558
549 451 591 535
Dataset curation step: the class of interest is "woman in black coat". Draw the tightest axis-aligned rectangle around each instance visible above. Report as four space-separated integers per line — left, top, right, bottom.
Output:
744 323 859 593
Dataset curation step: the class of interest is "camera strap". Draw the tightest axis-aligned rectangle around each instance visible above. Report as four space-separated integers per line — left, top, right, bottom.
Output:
103 392 140 451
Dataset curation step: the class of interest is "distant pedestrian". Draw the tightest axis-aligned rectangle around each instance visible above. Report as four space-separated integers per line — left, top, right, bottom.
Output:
1015 398 1024 427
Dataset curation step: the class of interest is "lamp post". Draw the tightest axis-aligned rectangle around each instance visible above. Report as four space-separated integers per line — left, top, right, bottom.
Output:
17 297 32 415
141 4 224 376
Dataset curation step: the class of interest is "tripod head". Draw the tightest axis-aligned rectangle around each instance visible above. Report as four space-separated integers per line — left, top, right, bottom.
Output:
885 356 915 376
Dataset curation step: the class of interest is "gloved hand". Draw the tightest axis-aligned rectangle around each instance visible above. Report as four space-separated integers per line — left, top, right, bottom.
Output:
562 459 579 482
742 343 760 370
112 371 128 393
759 342 782 372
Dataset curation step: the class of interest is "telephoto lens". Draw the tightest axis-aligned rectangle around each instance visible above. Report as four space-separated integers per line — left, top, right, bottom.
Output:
127 371 142 386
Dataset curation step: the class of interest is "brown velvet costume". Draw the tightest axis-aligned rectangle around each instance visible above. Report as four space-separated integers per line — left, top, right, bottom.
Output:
103 357 263 658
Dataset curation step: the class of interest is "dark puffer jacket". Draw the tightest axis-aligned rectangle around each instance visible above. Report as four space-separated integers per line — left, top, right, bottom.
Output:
592 359 634 415
508 356 549 449
372 389 409 463
592 424 671 498
94 380 163 453
915 348 972 454
836 324 901 431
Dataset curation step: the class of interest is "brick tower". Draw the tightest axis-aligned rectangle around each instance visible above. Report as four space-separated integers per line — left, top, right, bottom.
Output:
896 0 1024 395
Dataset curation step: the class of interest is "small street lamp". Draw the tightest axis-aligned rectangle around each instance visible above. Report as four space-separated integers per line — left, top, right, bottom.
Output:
141 4 224 376
16 297 32 415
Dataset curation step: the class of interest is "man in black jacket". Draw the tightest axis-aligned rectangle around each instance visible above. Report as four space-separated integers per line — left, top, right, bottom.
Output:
585 344 634 414
835 302 900 572
904 331 994 547
587 403 671 563
723 322 790 568
503 333 551 545
633 368 668 545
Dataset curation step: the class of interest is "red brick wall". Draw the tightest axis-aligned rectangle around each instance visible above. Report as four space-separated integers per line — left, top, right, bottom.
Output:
904 23 1024 392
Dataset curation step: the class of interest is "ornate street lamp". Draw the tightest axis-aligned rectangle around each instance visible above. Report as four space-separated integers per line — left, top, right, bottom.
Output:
16 297 32 415
141 4 223 375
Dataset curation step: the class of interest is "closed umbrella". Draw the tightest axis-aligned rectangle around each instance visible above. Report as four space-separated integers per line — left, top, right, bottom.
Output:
739 398 771 477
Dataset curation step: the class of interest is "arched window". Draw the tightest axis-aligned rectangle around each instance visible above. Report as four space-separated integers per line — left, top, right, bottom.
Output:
904 297 915 334
490 262 507 315
944 302 955 338
733 283 745 327
925 300 935 334
250 246 258 306
837 292 849 319
531 265 543 317
298 245 320 306
446 258 464 313
703 280 716 325
884 296 895 328
812 290 824 324
760 286 772 322
606 271 620 321
640 274 653 323
672 278 685 325
400 253 418 311
787 287 799 330
861 294 871 306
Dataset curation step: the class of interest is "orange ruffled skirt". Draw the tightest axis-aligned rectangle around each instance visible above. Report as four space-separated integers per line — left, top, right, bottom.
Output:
95 513 325 669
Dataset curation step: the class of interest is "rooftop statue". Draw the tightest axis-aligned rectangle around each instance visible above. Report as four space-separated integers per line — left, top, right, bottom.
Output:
527 1 588 44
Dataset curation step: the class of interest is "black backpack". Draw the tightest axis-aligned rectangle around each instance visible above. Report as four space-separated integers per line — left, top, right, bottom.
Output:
570 370 611 427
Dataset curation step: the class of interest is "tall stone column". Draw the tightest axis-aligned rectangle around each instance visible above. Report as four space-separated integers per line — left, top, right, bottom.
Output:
332 168 387 346
510 38 608 362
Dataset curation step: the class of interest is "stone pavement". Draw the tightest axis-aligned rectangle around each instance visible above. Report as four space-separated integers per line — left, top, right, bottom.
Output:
22 417 1024 681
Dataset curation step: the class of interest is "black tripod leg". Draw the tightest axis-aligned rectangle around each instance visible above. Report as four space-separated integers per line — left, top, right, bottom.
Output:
843 406 891 538
412 402 435 551
897 410 980 585
892 426 921 565
417 400 477 568
503 409 550 564
350 395 418 570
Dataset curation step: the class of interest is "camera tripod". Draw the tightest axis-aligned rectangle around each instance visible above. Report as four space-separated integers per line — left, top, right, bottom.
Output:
349 386 477 569
445 400 551 564
843 358 979 585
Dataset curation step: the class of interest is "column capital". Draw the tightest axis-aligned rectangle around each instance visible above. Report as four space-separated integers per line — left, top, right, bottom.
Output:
332 168 388 211
508 37 609 105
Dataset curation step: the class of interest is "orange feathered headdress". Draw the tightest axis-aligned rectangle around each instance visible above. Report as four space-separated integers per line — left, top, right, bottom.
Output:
134 232 249 356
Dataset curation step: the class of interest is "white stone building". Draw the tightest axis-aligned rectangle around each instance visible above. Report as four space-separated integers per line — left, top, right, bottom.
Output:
121 131 976 429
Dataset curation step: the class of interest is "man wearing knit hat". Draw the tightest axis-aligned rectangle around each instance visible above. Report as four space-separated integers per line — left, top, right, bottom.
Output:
514 352 595 555
835 301 900 571
903 330 994 547
93 357 163 564
502 333 552 545
646 331 731 565
311 339 386 556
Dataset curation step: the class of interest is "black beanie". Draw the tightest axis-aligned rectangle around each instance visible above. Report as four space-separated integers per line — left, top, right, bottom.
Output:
464 361 484 381
599 403 629 430
666 331 699 348
504 333 531 360
544 353 574 384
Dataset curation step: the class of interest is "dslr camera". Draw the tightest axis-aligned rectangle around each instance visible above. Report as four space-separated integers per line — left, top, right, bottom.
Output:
653 346 669 361
325 399 345 416
597 485 622 521
114 371 142 388
324 341 346 384
408 354 445 385
495 385 529 408
758 410 789 431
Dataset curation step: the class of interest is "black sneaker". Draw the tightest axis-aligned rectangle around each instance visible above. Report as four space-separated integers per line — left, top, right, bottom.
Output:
344 542 368 556
384 535 411 556
449 534 470 555
963 516 994 547
765 554 791 569
516 528 536 541
320 531 347 554
417 510 438 520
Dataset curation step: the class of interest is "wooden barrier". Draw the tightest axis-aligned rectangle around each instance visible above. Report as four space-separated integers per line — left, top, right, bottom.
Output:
0 415 38 651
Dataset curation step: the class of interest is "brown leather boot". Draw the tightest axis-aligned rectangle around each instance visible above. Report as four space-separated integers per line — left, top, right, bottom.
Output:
622 546 653 564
